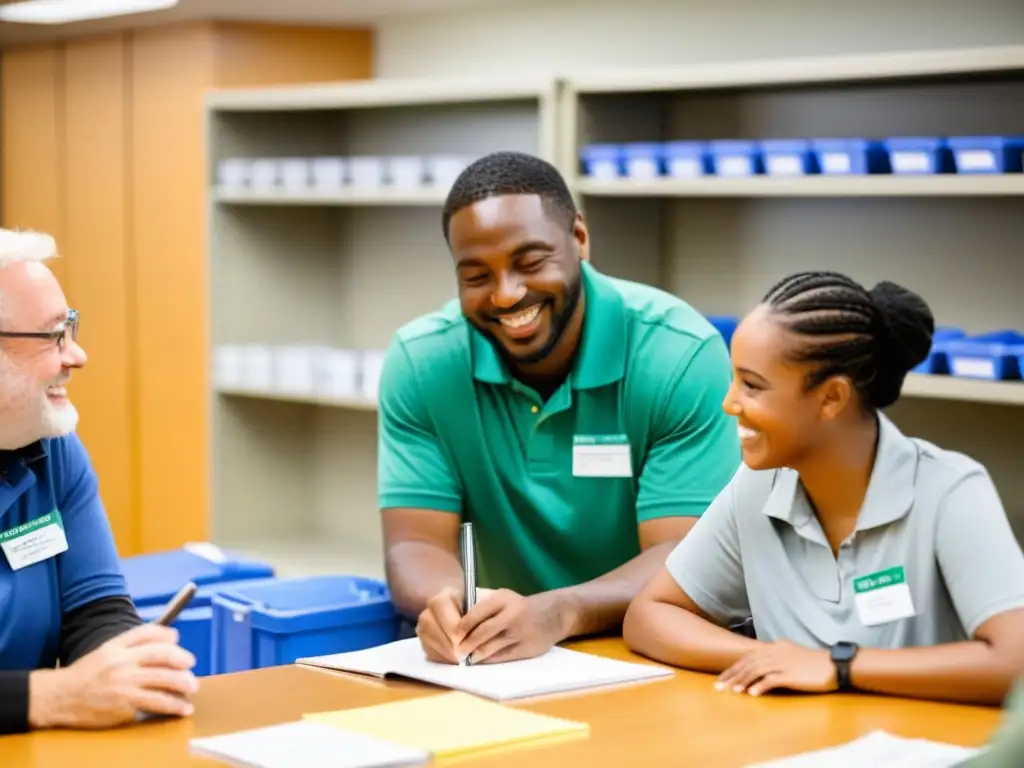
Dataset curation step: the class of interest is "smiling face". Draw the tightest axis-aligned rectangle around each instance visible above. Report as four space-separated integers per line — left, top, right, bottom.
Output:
722 305 853 470
448 194 588 368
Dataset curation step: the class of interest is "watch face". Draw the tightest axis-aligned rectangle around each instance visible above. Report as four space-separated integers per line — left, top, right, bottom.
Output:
833 642 857 662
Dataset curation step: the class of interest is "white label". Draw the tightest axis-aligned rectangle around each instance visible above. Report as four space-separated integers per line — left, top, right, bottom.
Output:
767 155 803 176
957 149 996 171
1 515 68 571
184 541 229 564
718 155 753 177
589 161 619 181
626 157 658 179
951 357 996 379
572 436 632 478
892 151 930 173
821 152 852 174
668 158 702 178
854 583 916 627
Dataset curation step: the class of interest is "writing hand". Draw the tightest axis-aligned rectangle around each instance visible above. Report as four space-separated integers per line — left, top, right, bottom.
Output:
415 587 495 664
716 640 837 697
455 589 564 665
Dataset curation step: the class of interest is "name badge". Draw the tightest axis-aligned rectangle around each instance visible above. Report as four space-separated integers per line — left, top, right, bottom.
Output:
572 434 632 478
0 510 68 571
853 566 916 627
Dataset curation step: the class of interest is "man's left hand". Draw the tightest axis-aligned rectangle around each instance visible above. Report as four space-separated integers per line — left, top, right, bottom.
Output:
716 640 838 697
454 589 566 664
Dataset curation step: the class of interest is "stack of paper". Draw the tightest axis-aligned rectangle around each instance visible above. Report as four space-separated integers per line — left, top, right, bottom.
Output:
305 691 589 760
189 720 430 768
746 730 987 767
296 637 674 701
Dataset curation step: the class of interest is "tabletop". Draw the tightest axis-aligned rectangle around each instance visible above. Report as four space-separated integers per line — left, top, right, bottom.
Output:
0 638 1002 767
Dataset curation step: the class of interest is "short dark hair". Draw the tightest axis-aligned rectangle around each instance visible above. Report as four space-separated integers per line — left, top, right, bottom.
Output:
441 151 577 240
762 271 934 410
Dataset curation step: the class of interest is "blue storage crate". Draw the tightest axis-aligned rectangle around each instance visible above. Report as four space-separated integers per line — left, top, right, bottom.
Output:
210 575 399 675
884 137 954 175
621 142 664 180
708 140 762 177
580 144 622 180
810 138 890 175
947 135 1024 174
663 141 710 178
136 577 277 677
760 139 819 177
912 326 966 374
121 544 275 609
707 315 740 349
944 331 1024 381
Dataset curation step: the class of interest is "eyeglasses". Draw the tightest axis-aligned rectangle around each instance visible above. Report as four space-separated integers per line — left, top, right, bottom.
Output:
0 308 79 351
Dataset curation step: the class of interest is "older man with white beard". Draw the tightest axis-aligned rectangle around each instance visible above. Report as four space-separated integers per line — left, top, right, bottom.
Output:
0 229 197 734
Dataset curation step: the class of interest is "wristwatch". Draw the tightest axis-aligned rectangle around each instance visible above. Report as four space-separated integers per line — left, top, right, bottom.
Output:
830 641 859 691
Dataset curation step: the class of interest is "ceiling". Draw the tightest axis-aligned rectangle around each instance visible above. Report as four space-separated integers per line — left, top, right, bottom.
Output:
0 0 516 44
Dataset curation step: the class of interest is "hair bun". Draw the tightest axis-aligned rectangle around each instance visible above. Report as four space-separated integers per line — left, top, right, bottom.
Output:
867 281 935 407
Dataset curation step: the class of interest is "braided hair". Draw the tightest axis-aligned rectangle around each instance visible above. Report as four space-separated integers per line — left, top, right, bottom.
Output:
762 271 934 410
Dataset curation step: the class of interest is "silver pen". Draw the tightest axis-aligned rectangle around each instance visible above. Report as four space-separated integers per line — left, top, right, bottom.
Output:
459 521 477 666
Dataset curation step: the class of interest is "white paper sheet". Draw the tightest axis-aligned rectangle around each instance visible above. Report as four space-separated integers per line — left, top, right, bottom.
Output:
746 730 987 768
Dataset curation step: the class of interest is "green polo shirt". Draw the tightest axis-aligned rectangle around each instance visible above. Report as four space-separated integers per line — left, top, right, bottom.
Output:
377 261 740 596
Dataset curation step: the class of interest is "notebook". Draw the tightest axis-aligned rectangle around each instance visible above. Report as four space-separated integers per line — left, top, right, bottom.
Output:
296 637 674 701
305 690 589 760
188 720 430 768
746 730 986 767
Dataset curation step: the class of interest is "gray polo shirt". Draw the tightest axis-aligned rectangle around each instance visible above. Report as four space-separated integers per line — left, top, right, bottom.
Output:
667 413 1024 648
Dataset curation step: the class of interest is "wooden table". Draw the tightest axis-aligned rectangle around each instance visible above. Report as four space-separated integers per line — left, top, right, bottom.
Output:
0 638 1002 767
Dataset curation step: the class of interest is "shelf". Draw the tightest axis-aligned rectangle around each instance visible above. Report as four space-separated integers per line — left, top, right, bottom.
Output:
214 187 448 206
217 386 378 411
575 175 1024 198
901 374 1024 406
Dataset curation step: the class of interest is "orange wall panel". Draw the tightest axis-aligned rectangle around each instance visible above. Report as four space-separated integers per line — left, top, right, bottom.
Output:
62 34 137 555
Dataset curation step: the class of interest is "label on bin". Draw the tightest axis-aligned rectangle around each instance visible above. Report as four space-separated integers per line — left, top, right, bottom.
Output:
590 161 619 181
719 156 752 177
767 155 803 176
669 158 702 178
822 153 851 174
892 151 929 174
951 357 996 379
957 150 995 172
627 158 658 179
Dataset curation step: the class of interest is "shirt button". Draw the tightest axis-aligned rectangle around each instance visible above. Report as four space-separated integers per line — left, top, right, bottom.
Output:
530 405 539 414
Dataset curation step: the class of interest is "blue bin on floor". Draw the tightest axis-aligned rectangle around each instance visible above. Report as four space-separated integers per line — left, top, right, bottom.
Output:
136 577 278 677
664 141 711 178
912 326 966 375
709 140 762 177
707 315 740 349
121 545 276 609
944 330 1024 381
621 142 664 180
884 137 954 175
810 138 890 175
947 135 1024 174
580 143 623 180
760 139 819 177
209 575 400 675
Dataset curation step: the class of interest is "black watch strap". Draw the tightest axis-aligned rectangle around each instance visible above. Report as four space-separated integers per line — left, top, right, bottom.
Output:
830 641 859 691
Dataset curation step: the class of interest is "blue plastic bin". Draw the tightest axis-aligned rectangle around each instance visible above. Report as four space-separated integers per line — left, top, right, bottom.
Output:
663 141 710 178
621 142 664 180
760 139 819 177
707 315 740 349
709 140 762 177
944 330 1024 381
136 577 277 677
884 137 954 175
580 144 622 180
947 135 1024 174
810 138 890 175
209 575 400 675
121 545 276 609
912 326 966 374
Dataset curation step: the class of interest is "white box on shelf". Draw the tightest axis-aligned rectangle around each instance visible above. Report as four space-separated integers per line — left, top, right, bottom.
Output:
241 344 274 390
249 159 279 192
348 157 385 188
310 157 346 190
388 156 426 189
217 158 250 191
213 345 245 388
314 348 360 399
279 158 310 193
274 345 320 395
359 350 387 401
427 155 473 188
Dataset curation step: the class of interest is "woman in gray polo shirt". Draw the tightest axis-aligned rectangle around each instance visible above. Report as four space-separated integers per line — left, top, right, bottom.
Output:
623 271 1024 706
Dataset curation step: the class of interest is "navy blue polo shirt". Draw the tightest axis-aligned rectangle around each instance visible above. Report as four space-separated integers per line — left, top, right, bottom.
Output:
0 433 129 670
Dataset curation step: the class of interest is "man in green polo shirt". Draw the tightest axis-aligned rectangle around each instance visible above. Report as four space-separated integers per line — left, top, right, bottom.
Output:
378 151 740 665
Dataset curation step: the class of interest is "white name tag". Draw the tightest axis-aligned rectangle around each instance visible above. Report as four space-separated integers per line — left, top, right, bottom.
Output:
572 434 632 477
1 510 69 571
853 566 916 627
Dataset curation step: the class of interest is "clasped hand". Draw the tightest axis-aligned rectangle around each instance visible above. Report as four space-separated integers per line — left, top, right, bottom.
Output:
416 587 564 665
716 640 838 697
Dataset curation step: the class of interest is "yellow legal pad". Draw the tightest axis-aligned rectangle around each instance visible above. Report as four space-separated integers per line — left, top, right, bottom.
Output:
303 691 589 761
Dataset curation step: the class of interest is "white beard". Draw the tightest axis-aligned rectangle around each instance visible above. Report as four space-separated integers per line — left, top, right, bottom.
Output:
0 354 78 450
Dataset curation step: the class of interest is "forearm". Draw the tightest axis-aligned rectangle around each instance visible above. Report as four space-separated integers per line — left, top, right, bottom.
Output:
550 542 681 639
851 642 1018 706
385 540 465 617
60 596 142 665
623 598 761 673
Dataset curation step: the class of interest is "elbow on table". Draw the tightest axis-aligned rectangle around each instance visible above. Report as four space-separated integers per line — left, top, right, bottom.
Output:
622 596 654 656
